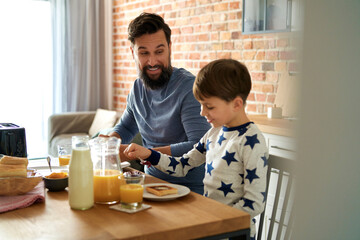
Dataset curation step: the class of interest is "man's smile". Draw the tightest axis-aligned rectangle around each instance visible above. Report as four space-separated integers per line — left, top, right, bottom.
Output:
147 65 161 71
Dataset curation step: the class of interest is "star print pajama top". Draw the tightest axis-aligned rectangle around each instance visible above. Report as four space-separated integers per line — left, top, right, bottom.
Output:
146 122 269 237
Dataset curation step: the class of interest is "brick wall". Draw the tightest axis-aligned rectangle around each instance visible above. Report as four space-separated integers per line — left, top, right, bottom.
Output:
112 0 297 115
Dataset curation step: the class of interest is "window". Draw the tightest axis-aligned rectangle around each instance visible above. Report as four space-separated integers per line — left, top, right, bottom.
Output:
242 0 294 34
0 0 52 158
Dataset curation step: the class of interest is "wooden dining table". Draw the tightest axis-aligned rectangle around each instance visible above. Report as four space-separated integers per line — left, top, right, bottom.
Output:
0 167 250 240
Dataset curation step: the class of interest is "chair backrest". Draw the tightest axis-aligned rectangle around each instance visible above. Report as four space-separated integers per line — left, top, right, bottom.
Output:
257 154 296 240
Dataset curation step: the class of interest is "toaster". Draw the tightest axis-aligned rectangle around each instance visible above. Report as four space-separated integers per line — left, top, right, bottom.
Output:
0 123 27 157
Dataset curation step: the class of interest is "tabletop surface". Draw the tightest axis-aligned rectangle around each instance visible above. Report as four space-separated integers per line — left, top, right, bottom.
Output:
0 166 250 240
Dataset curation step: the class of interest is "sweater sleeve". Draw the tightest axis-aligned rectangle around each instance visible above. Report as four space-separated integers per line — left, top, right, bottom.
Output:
232 134 268 219
113 94 139 144
147 139 207 177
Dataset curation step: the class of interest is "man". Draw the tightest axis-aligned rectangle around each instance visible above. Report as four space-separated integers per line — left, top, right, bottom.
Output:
107 13 210 194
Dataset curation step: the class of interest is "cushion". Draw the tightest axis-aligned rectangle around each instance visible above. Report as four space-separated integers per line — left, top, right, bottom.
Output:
88 109 117 137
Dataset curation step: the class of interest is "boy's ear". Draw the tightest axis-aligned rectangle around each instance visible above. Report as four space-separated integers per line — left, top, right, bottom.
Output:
233 96 244 111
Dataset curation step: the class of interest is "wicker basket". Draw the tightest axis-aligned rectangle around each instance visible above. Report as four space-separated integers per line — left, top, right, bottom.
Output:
0 170 42 196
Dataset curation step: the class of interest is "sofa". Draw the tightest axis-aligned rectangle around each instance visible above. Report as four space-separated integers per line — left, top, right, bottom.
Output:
48 109 143 170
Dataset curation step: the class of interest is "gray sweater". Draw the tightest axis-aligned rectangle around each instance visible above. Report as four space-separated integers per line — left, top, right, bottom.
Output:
114 67 210 194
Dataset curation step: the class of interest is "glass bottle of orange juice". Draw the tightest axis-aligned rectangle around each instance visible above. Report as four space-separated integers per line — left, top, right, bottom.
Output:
90 137 123 204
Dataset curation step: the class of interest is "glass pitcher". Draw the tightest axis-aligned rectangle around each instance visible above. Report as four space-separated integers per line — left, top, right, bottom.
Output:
89 136 123 204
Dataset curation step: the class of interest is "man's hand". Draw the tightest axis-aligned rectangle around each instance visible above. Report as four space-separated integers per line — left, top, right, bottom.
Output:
98 132 121 138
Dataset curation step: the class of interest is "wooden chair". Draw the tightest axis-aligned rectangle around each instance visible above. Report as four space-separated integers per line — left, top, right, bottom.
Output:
257 154 296 240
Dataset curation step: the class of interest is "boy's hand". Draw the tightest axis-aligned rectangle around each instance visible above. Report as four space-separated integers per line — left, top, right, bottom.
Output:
124 143 151 161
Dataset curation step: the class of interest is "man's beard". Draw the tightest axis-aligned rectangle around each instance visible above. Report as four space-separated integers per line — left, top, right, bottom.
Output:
140 64 173 90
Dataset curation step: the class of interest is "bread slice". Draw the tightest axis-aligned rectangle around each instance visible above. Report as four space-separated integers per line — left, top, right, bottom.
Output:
146 185 178 196
0 164 27 178
0 155 28 167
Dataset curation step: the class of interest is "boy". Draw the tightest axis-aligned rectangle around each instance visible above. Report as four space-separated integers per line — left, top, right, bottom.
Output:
124 59 268 239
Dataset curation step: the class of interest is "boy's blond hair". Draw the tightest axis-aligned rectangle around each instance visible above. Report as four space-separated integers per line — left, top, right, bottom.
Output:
193 59 251 103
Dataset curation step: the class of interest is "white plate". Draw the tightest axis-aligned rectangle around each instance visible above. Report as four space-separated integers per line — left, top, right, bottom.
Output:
143 183 190 201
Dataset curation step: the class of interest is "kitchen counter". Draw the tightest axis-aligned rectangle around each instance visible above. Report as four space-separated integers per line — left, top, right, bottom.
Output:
249 114 296 137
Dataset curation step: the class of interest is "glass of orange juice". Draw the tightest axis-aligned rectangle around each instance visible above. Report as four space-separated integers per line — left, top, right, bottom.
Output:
58 144 72 166
120 171 145 209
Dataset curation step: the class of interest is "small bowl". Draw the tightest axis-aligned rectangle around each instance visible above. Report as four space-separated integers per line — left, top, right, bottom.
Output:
43 176 68 192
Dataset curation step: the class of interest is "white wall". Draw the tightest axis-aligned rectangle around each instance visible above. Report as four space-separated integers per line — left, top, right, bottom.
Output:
293 1 360 239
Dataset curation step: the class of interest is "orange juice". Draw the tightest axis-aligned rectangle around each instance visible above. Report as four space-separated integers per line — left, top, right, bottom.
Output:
120 184 144 204
59 155 71 166
93 169 123 204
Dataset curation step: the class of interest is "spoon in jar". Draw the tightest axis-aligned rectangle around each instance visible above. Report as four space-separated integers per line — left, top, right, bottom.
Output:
47 156 52 172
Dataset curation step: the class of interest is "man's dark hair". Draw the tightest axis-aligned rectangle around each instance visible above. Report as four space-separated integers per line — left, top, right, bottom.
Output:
128 13 171 45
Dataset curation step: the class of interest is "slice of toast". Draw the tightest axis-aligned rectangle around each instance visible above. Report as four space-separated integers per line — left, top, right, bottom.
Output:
146 185 178 196
0 155 28 167
0 164 27 177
